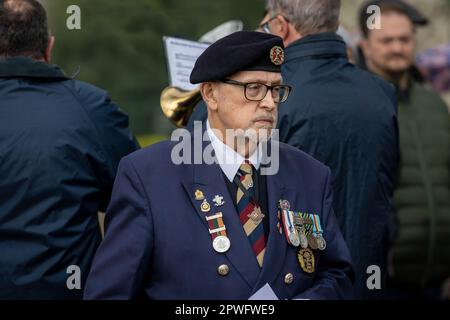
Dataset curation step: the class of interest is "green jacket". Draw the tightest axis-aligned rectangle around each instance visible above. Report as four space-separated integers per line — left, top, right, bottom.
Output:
392 81 450 287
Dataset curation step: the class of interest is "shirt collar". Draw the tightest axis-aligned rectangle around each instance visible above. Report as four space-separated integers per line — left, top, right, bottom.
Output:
206 120 261 182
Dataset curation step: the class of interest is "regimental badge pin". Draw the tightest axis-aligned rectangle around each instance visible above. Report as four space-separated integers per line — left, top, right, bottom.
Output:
200 199 211 213
212 195 224 207
195 189 205 201
298 247 315 274
247 205 265 225
270 45 285 66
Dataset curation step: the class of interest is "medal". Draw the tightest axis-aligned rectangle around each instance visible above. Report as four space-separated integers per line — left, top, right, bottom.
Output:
206 212 230 253
200 199 211 213
292 212 308 249
307 233 318 250
212 235 231 253
195 189 205 201
289 232 300 247
317 234 327 251
281 209 300 247
300 231 308 249
312 214 326 251
297 248 315 273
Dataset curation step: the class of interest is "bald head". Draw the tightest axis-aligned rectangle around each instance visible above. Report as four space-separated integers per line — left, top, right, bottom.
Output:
0 0 49 59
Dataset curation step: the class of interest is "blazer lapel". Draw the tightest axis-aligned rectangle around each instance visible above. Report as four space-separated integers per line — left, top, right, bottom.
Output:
181 154 260 288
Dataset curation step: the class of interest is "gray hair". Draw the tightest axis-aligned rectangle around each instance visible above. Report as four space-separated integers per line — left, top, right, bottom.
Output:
266 0 341 36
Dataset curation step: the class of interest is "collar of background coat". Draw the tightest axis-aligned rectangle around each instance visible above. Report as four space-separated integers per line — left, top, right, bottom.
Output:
0 56 75 79
284 32 348 63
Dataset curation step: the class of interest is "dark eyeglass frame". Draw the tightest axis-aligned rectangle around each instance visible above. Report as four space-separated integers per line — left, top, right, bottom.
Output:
259 14 290 34
219 79 292 103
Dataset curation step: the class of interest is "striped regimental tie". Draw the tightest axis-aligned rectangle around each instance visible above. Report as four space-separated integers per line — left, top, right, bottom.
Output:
235 162 266 267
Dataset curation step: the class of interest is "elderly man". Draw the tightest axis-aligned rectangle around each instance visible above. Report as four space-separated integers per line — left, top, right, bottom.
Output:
84 31 354 300
187 1 399 300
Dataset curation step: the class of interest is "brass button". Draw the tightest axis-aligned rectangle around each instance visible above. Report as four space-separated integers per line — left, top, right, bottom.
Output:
284 273 294 284
218 264 230 276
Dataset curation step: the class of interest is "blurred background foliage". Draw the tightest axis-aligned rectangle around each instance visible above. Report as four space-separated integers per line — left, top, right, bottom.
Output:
46 0 265 146
45 0 450 146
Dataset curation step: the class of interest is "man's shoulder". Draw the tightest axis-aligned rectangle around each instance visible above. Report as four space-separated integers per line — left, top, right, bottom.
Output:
60 78 108 101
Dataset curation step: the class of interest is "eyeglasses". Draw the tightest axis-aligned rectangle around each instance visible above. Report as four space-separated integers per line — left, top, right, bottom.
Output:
259 16 278 33
219 79 292 103
258 15 290 34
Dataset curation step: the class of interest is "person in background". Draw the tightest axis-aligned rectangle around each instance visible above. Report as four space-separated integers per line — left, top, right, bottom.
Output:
359 0 450 300
257 0 399 299
0 0 138 299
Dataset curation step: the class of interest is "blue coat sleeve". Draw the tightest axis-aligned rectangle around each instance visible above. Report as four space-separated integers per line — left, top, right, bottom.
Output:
66 81 140 211
84 157 153 299
293 169 355 300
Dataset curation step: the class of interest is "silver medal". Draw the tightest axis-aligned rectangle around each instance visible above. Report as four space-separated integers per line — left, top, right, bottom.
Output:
289 231 300 247
212 235 231 253
300 232 308 249
317 234 327 251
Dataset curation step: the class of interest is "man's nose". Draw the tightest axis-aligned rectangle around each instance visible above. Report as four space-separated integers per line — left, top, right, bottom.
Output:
260 89 277 110
390 40 404 53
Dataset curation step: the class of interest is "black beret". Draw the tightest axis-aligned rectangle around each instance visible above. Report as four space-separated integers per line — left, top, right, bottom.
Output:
359 0 428 35
190 31 285 84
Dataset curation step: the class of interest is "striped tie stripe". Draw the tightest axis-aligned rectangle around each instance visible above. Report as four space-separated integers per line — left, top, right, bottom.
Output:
236 162 266 267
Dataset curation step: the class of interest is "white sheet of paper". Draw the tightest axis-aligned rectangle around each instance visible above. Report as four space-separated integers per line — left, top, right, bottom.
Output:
163 36 210 91
248 283 279 300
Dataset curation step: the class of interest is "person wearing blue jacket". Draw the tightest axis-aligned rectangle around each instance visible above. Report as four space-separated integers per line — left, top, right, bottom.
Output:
85 31 354 300
0 0 138 299
188 0 399 299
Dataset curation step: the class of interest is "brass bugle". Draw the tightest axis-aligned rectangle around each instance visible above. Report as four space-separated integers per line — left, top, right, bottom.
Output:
160 86 202 128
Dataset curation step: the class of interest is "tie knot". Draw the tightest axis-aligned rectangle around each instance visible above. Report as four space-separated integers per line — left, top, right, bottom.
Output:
239 162 253 175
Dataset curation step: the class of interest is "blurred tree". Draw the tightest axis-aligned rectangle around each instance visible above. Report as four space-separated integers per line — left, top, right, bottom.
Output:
46 0 265 136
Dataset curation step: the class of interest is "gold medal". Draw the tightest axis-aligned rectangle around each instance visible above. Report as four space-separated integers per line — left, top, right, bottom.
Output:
297 248 315 274
200 199 211 213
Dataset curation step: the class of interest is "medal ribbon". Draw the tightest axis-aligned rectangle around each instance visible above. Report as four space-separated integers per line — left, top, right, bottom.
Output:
206 212 227 239
312 214 323 235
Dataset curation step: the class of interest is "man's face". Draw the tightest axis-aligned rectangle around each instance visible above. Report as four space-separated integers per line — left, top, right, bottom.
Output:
363 12 416 75
210 70 280 141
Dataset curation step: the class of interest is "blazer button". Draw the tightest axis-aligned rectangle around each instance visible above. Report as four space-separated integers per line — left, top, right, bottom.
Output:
218 264 230 276
284 273 294 285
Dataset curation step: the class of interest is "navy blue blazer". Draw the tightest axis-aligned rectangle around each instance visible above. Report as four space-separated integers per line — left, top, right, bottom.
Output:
84 137 354 300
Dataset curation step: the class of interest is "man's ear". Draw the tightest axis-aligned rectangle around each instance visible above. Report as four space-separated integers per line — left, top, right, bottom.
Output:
200 82 219 111
44 36 55 63
274 15 291 42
